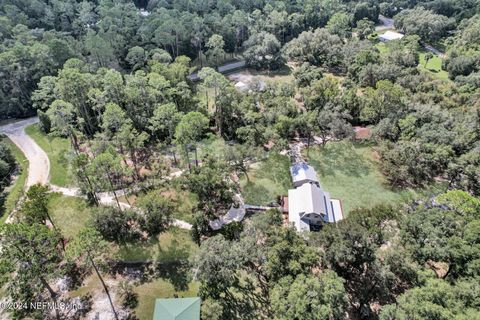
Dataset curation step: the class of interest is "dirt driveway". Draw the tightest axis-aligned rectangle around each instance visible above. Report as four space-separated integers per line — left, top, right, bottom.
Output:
0 117 50 187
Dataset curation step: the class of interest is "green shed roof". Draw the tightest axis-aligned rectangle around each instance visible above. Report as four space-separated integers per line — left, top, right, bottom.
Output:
152 297 201 320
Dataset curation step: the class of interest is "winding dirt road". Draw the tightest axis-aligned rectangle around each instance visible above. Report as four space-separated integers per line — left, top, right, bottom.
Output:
0 118 193 229
0 117 50 187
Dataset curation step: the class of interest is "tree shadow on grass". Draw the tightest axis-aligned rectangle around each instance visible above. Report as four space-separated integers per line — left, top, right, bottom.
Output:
308 142 371 178
242 181 274 205
155 237 191 292
257 154 291 189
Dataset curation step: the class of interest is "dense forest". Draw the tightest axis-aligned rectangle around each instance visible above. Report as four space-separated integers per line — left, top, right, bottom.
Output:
1 0 480 319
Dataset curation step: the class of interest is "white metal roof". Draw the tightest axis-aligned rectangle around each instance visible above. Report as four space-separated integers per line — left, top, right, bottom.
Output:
379 31 404 41
290 163 319 185
288 183 332 231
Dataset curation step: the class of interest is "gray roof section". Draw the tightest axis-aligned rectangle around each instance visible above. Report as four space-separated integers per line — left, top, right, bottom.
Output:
290 163 319 185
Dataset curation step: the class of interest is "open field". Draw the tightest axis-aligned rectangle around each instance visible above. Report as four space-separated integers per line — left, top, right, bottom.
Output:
418 51 449 81
227 66 294 85
240 153 291 205
304 141 437 215
48 193 94 237
375 41 449 81
0 137 28 223
117 227 197 262
25 124 74 187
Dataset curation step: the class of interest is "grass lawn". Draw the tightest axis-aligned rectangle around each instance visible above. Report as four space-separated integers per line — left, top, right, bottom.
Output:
177 133 227 169
48 193 94 237
240 153 291 205
117 227 198 262
418 51 449 81
0 137 28 223
133 280 200 320
161 187 197 224
25 124 74 187
376 41 449 82
248 66 294 84
376 42 389 55
304 141 418 215
197 133 227 161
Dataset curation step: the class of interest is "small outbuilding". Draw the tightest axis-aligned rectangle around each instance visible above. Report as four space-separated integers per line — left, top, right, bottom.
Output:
378 30 404 42
152 297 201 320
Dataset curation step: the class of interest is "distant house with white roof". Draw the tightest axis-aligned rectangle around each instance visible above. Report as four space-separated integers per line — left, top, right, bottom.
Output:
378 30 404 42
288 163 343 232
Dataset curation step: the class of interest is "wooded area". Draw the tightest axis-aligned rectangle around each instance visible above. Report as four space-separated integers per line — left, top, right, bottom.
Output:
0 0 479 319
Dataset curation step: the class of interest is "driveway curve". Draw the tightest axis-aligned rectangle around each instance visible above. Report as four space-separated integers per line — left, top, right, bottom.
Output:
0 118 193 229
0 117 50 187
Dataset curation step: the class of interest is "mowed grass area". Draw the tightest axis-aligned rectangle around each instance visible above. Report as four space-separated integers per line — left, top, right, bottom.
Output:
0 137 28 223
122 184 198 224
305 141 415 215
48 192 198 262
52 193 200 320
197 133 227 161
376 41 449 81
418 51 449 81
25 124 74 187
247 66 294 84
117 227 198 262
240 153 291 205
48 193 94 237
119 228 200 320
160 187 197 224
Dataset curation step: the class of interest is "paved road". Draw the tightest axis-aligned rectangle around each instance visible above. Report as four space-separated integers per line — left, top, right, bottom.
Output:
188 59 246 81
376 14 394 31
0 117 49 187
423 43 445 58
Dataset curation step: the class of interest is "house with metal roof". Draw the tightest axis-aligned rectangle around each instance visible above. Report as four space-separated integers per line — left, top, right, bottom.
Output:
378 30 404 42
288 163 343 232
290 162 320 187
152 297 201 320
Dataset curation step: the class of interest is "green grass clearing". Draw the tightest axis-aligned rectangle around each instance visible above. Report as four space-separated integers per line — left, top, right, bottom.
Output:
25 124 74 187
375 41 449 82
116 227 198 262
197 133 227 161
304 141 422 215
159 187 197 224
240 153 291 205
418 51 449 81
376 42 389 55
0 137 28 223
48 193 94 238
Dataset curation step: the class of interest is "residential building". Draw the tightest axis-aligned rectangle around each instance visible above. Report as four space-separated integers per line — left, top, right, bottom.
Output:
378 30 404 42
288 163 343 232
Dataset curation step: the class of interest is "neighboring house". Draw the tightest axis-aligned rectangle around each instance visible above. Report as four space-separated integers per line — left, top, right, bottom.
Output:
288 163 343 232
378 30 404 42
153 297 201 320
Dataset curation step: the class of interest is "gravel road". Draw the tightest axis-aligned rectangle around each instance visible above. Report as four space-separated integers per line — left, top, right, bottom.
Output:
376 14 394 31
0 117 50 187
0 118 197 229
